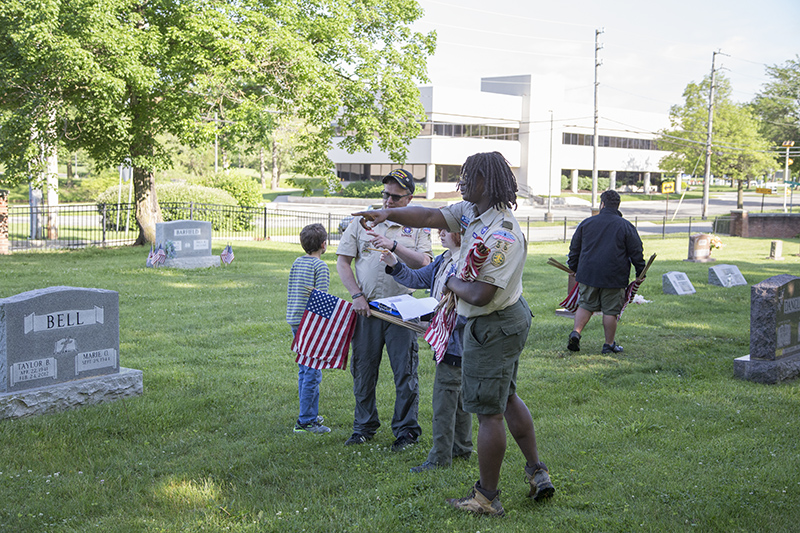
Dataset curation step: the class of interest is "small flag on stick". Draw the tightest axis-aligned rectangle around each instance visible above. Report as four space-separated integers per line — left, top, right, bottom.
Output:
618 253 657 321
146 244 155 268
152 244 167 267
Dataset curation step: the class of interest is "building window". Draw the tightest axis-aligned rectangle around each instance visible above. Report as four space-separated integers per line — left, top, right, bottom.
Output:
336 164 427 183
562 132 660 151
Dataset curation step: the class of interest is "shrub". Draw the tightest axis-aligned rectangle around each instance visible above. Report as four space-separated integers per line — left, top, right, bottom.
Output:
194 172 263 207
339 181 384 199
561 175 570 190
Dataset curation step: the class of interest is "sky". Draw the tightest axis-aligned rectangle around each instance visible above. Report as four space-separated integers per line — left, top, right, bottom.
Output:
413 0 800 116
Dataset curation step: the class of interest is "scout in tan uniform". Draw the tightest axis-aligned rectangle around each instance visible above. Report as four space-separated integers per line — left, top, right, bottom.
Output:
353 152 555 516
337 169 433 451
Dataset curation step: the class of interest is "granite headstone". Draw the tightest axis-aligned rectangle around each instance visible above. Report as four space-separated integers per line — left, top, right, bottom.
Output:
708 264 747 288
686 233 714 262
0 287 142 418
734 274 800 384
154 220 220 269
663 271 696 295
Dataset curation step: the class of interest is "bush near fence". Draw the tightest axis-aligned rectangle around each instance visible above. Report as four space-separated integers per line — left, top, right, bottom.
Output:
96 184 247 231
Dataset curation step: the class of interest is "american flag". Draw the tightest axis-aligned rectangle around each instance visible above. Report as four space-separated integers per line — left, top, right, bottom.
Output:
146 245 155 268
152 244 167 267
617 253 656 321
559 284 580 312
425 236 490 363
220 244 234 264
292 289 356 370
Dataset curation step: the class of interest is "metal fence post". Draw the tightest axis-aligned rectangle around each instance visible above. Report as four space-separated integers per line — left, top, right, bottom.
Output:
263 207 268 240
563 217 567 243
688 217 692 236
328 213 332 245
526 216 530 243
662 216 666 239
102 204 107 247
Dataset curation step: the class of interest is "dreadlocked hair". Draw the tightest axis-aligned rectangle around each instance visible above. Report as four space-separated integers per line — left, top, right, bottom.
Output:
458 151 518 210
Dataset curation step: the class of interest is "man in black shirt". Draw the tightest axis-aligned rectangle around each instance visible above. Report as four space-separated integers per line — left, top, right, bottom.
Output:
566 190 646 354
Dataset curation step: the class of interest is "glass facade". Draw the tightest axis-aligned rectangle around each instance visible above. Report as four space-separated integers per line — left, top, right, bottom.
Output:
562 132 659 151
335 164 428 183
420 122 519 141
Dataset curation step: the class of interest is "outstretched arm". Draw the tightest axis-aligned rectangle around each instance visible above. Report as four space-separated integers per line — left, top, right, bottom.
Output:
353 206 448 230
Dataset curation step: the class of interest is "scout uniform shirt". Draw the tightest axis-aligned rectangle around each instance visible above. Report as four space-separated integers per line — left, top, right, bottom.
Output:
439 202 526 318
337 218 433 300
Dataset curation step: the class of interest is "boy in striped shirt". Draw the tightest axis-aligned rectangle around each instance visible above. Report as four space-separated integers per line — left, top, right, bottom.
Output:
287 223 331 434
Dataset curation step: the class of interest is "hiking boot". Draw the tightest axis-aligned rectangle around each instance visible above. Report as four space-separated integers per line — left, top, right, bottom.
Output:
567 331 581 352
410 461 440 473
602 342 624 354
293 420 331 434
525 462 555 500
344 432 372 445
446 483 504 517
391 431 418 452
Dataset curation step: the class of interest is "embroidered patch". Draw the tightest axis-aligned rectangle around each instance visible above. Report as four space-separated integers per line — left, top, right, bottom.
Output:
480 225 489 236
491 230 516 244
482 275 496 284
460 215 470 230
402 227 413 234
490 251 505 267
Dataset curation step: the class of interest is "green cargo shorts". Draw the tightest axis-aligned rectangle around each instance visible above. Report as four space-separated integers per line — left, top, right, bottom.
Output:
578 284 626 316
461 297 532 415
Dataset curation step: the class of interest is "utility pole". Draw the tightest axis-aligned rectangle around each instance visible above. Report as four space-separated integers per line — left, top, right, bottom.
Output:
592 28 604 211
702 50 726 220
783 141 794 213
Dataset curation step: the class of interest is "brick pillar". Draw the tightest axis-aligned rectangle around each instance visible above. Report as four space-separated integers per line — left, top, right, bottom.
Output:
0 189 8 255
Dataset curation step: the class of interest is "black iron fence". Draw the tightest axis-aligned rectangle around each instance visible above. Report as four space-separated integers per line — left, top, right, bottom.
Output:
5 201 733 252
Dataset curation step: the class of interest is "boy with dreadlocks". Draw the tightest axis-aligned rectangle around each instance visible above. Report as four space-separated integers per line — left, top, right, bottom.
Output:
353 151 554 516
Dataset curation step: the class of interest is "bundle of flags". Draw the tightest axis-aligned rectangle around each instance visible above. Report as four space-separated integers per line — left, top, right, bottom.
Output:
618 253 657 321
292 289 356 370
147 244 167 268
424 236 490 363
220 244 234 265
547 257 578 312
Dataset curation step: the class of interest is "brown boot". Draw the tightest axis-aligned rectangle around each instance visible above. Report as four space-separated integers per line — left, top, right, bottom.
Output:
446 482 504 517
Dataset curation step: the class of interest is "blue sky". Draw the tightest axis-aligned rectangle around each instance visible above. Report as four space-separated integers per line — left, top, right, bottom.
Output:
414 0 800 114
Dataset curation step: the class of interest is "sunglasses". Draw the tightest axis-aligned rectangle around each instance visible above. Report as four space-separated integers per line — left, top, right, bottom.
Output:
381 191 412 202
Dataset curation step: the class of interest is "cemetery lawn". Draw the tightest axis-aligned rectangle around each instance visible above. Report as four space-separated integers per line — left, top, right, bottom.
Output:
1 236 799 532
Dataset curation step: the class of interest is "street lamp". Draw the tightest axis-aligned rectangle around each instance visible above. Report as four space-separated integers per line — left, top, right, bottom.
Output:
782 141 794 213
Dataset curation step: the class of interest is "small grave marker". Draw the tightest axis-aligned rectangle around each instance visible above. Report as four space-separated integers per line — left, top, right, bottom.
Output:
663 271 696 295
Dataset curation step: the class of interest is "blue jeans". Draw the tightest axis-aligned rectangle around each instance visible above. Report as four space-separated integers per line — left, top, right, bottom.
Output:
292 326 323 425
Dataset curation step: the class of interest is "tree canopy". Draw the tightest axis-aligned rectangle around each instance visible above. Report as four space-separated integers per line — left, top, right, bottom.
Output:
658 74 775 184
0 0 435 243
751 55 800 175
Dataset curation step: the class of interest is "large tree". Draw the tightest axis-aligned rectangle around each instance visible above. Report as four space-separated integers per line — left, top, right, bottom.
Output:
658 73 776 207
0 0 435 244
751 55 800 176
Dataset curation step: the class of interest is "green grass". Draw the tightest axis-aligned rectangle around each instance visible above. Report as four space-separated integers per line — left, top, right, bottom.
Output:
1 237 799 532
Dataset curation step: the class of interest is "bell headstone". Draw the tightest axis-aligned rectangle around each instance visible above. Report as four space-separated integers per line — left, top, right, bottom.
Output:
0 286 143 418
663 271 696 295
154 220 220 269
685 233 714 262
708 264 747 288
734 274 800 384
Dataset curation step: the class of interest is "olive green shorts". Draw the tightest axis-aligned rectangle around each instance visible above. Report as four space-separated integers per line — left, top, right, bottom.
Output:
461 297 532 415
577 284 626 316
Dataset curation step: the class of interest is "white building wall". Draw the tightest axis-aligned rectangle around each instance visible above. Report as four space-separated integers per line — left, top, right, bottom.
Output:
329 74 672 198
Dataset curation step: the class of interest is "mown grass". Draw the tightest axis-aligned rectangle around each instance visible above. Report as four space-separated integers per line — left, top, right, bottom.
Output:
1 236 799 532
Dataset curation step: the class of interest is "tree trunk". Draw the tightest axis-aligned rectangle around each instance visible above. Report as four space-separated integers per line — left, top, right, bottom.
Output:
271 139 279 189
132 164 161 245
736 179 744 210
260 146 267 189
